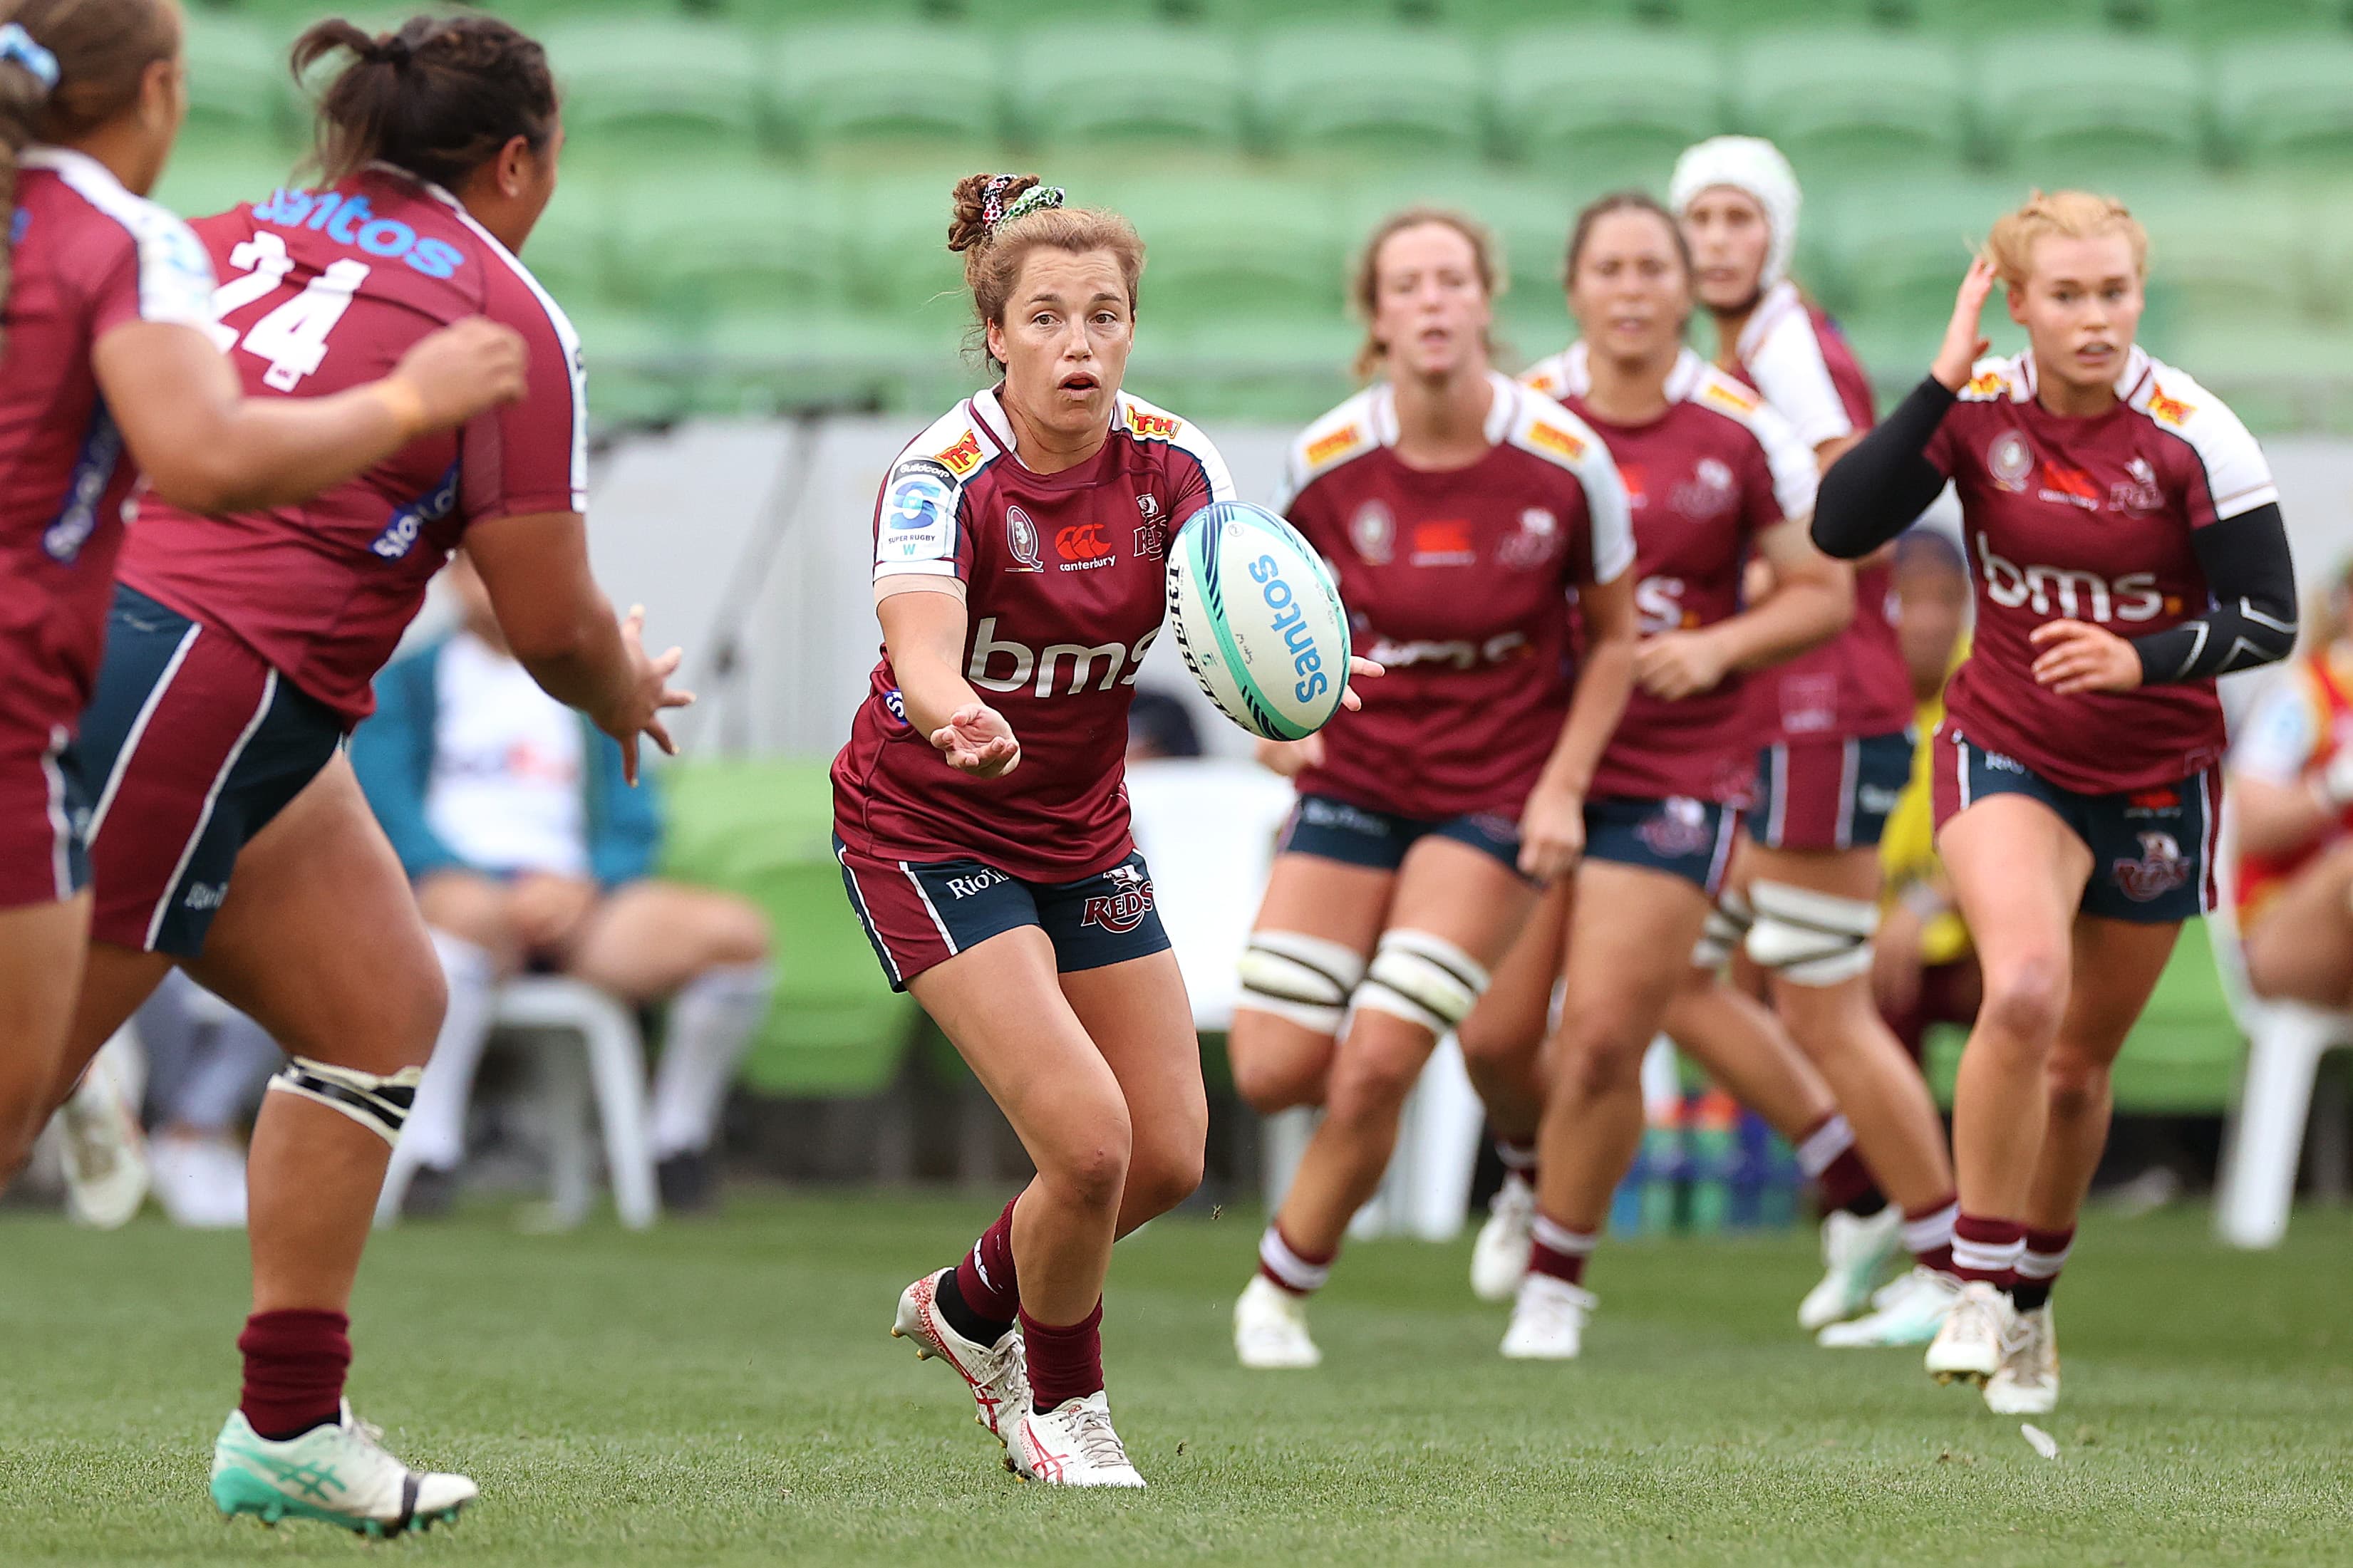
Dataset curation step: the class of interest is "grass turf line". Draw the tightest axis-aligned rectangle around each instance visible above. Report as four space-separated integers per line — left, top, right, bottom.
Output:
3 1195 2349 1566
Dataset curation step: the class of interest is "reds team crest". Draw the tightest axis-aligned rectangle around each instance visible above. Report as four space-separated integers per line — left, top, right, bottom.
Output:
1082 863 1157 933
2112 831 2190 902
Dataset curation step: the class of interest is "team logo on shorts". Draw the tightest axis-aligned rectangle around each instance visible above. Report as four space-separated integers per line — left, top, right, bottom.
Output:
1987 431 2032 493
2112 831 2190 903
1498 507 1560 571
1006 506 1044 571
1351 500 1395 564
1081 863 1156 933
1638 798 1712 859
1134 493 1167 559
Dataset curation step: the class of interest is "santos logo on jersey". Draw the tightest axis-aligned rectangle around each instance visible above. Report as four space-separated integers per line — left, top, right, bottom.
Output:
1975 534 2162 623
966 617 1157 697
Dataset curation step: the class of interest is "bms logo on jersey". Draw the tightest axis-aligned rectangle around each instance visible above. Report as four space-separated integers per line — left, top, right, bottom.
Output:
966 617 1158 698
1975 534 2162 623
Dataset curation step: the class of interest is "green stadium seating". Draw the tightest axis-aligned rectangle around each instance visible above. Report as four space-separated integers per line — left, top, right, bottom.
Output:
2215 42 2353 174
966 0 1167 25
611 171 847 318
658 759 921 1099
1976 33 2208 182
775 24 1006 154
1824 177 2024 373
2136 0 2344 39
1668 0 1905 35
2135 189 2310 343
1252 26 1487 161
840 172 986 360
1112 177 1351 355
1491 28 1725 192
538 19 771 161
1735 32 1973 182
717 0 947 23
179 11 298 157
514 180 618 313
152 152 304 227
1010 26 1246 153
1915 0 2116 32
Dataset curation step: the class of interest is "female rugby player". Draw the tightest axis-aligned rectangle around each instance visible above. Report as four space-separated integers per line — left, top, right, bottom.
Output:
1224 209 1635 1371
11 14 686 1532
1813 191 2296 1413
1459 194 1852 1359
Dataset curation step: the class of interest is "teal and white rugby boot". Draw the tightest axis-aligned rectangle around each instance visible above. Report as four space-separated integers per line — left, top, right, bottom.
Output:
210 1402 475 1536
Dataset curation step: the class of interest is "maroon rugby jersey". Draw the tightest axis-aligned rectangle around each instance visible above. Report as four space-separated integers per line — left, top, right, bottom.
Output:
1923 346 2277 794
0 149 217 731
1274 373 1631 823
117 164 586 725
832 387 1235 882
1523 345 1820 805
1728 283 1911 747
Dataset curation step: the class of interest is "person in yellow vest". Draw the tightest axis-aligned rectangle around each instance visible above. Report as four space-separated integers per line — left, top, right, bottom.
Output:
1874 530 1978 1054
2228 559 2353 1007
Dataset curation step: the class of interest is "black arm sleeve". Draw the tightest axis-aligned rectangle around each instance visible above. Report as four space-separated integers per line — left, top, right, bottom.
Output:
2128 502 2298 685
1811 376 1958 560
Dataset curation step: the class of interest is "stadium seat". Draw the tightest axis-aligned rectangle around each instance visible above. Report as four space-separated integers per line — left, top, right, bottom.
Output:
2136 0 2342 38
2215 41 2353 174
1668 0 1902 34
179 11 298 157
537 19 771 162
1734 32 1973 183
2134 189 2308 346
775 24 1008 155
1491 28 1727 192
611 171 849 321
1011 25 1246 153
1112 177 1350 347
1976 33 2210 182
1824 177 2027 375
1252 26 1487 161
965 0 1169 25
1915 0 2116 31
152 152 305 228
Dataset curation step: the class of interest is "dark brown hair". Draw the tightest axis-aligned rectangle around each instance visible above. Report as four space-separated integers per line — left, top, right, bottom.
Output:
946 172 1144 372
1565 190 1696 290
291 12 556 189
1349 207 1501 380
0 0 182 351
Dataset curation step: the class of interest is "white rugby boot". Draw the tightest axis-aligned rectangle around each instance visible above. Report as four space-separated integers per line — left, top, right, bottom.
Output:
1816 1267 1963 1348
1234 1274 1321 1369
1984 1302 2059 1414
1006 1391 1146 1488
1500 1273 1596 1360
210 1402 475 1536
1925 1279 2014 1386
1797 1206 1903 1331
1470 1172 1536 1304
59 1032 149 1230
891 1269 1030 1443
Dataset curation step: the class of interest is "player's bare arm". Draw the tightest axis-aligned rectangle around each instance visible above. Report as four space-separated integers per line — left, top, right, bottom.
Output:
877 588 1019 779
1521 569 1636 884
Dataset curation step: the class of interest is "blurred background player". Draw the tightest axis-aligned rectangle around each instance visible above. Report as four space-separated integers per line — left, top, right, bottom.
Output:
2227 557 2353 1008
135 972 281 1227
0 0 521 1190
357 553 775 1219
1225 208 1635 1371
1814 192 2297 1414
1667 137 1963 1346
1464 192 1851 1359
16 13 690 1534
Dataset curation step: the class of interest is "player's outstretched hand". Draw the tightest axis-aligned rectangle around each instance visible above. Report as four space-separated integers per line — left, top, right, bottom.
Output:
1338 654 1385 713
1634 630 1730 701
1930 256 1999 392
2029 618 2142 696
391 317 529 430
1254 734 1324 777
1518 782 1586 886
606 604 693 784
932 702 1020 779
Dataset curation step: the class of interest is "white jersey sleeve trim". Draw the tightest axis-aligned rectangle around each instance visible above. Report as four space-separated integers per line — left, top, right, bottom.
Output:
871 399 997 582
1519 344 1586 400
1737 282 1856 451
2131 357 2280 523
1273 386 1383 514
1117 390 1237 504
1691 363 1820 522
1509 383 1635 584
25 146 218 331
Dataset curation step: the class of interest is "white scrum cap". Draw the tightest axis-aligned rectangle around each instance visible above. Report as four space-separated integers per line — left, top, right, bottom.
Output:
1670 135 1802 291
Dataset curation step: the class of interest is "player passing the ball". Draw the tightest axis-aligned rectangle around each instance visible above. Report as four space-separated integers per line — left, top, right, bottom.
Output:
833 173 1372 1486
1460 192 1853 1359
1812 190 2296 1413
1 14 689 1534
1224 207 1636 1371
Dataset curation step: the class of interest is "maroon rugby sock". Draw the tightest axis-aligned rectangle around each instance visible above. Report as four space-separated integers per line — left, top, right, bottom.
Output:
237 1308 351 1441
1950 1213 2025 1288
1021 1302 1105 1413
953 1198 1021 1328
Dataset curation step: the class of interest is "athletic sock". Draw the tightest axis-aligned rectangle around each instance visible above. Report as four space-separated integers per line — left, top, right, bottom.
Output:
1021 1302 1104 1413
953 1198 1021 1326
1796 1113 1886 1217
648 960 775 1160
1903 1195 1960 1274
237 1309 351 1442
1527 1211 1597 1289
1950 1212 2026 1288
931 1267 1010 1347
2011 1225 2075 1312
1496 1137 1540 1189
1256 1222 1335 1296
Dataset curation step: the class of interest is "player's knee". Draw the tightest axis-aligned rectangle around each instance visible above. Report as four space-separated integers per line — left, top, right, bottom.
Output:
1043 1110 1132 1213
1236 931 1365 1043
1554 1029 1643 1101
1747 881 1877 990
1325 1043 1424 1129
1126 1137 1204 1221
2043 1047 2111 1119
1230 1039 1328 1115
1978 956 2069 1052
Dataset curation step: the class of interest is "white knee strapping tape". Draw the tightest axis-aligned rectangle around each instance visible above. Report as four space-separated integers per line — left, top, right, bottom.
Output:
1353 929 1489 1036
1745 881 1878 987
1691 887 1755 970
1238 930 1367 1033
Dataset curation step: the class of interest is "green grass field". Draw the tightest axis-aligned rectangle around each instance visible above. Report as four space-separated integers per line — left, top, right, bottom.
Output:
6 1195 2349 1567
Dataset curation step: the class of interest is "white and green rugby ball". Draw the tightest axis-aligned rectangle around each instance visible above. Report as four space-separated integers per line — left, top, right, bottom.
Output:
1167 502 1352 742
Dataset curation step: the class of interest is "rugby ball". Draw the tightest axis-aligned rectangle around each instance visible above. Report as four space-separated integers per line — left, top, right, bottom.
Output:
1167 502 1352 742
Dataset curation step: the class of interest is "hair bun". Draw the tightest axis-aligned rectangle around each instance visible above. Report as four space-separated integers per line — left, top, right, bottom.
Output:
375 33 411 67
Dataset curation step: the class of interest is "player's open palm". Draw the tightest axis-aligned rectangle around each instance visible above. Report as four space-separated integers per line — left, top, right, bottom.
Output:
933 702 1020 779
604 604 693 784
394 316 529 428
1931 256 1999 391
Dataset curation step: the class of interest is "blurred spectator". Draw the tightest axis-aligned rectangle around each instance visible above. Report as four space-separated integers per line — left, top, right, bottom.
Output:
2229 558 2353 1007
1873 529 1980 1056
353 554 775 1216
1126 687 1204 764
135 972 280 1229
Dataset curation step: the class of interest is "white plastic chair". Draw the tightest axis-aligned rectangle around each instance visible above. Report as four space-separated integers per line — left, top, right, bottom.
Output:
376 977 659 1230
2208 810 2353 1248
